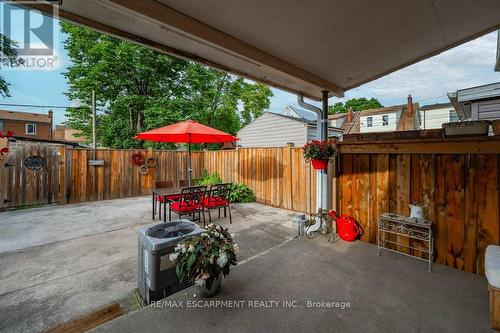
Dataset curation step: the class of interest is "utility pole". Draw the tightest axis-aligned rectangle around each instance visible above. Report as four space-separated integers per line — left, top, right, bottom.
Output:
92 90 97 149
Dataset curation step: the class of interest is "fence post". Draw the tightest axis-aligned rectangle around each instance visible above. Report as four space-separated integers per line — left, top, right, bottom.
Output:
59 147 67 205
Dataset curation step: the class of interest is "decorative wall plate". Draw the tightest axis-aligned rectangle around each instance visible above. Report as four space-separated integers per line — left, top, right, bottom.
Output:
24 156 46 170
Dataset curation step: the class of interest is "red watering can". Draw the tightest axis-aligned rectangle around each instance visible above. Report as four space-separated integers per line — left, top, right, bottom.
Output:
328 210 363 242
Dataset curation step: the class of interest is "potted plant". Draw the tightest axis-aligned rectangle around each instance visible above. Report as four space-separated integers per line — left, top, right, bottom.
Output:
303 139 339 170
169 223 238 297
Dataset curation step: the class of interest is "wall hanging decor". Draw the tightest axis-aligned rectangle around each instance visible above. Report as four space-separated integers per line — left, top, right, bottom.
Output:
145 156 157 168
131 151 145 166
138 164 149 175
24 156 46 171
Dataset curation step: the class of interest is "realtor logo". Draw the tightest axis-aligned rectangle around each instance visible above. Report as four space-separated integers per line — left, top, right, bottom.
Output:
1 1 59 69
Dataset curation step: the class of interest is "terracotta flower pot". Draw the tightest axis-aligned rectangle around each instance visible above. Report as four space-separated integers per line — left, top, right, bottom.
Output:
311 159 329 170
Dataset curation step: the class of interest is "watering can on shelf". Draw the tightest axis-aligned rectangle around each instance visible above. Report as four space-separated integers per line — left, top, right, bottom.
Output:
409 203 431 220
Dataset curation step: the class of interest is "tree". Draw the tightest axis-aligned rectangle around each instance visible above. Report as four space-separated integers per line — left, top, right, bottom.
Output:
0 33 23 97
328 97 383 115
61 22 273 148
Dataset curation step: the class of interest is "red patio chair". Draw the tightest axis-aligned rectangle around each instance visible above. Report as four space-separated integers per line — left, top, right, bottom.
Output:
169 186 207 224
154 180 173 220
165 179 191 203
203 183 232 225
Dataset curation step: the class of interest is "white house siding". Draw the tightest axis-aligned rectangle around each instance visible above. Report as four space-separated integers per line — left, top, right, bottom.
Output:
476 98 500 121
281 106 299 118
306 126 343 142
329 116 346 128
359 112 399 133
420 107 458 129
237 113 307 147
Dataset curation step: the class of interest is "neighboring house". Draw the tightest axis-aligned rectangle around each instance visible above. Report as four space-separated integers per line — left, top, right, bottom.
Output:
237 112 343 147
53 125 88 144
328 95 418 134
448 82 500 121
280 105 317 122
418 103 459 129
0 109 53 139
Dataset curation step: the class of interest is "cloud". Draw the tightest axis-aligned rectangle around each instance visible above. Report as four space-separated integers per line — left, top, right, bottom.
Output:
270 31 500 110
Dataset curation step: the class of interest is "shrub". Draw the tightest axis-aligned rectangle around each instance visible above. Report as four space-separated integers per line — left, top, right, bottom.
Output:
195 169 223 186
230 183 254 203
195 170 255 203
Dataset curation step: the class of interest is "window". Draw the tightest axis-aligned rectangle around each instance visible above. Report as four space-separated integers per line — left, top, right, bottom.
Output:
25 123 37 135
366 117 373 127
449 110 459 123
382 115 389 126
0 120 3 132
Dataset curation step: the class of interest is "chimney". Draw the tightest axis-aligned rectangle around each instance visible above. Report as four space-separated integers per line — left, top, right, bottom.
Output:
347 108 354 123
407 95 414 115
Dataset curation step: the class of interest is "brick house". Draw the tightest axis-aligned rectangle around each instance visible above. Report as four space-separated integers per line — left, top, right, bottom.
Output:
53 125 88 144
0 109 53 139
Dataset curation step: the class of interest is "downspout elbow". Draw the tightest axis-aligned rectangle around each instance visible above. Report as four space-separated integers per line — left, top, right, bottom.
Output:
297 95 323 140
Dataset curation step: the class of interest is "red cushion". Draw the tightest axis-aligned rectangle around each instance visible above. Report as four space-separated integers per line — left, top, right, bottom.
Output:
203 197 228 207
170 201 202 212
166 195 181 202
156 195 166 203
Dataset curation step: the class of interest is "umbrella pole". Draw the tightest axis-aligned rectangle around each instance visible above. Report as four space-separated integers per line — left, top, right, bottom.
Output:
188 140 192 186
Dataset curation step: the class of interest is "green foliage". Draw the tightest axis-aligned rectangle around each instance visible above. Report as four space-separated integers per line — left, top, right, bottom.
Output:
61 22 273 148
0 33 23 97
229 183 254 203
171 224 238 290
328 97 383 115
195 170 254 203
303 139 339 160
195 170 223 186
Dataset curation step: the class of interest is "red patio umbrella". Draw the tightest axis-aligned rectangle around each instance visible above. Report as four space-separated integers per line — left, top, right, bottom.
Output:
136 120 239 184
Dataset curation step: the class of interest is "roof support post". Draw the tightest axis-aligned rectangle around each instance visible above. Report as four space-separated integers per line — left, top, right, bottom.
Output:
297 92 330 235
320 90 330 213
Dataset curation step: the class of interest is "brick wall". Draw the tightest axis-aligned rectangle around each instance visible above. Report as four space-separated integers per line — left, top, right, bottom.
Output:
2 120 51 139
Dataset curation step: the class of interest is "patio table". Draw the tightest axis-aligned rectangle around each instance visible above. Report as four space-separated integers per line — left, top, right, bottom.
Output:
151 187 185 222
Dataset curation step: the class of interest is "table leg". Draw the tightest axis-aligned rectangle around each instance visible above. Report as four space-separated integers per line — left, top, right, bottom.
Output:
429 228 433 273
152 193 155 220
163 197 167 223
377 223 380 256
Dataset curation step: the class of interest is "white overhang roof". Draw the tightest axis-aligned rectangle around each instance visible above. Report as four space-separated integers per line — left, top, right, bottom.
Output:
21 0 500 100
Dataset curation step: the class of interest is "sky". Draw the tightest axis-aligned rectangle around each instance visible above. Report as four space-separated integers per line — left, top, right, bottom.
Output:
1 4 499 126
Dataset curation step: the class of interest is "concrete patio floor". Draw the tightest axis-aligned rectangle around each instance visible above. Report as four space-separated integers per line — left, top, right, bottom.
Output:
0 198 295 333
93 235 493 333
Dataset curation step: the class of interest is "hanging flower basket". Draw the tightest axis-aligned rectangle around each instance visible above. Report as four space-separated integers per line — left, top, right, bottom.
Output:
303 139 339 169
311 159 329 170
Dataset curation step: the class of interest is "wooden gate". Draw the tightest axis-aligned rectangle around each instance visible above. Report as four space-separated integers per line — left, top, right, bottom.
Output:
0 143 61 209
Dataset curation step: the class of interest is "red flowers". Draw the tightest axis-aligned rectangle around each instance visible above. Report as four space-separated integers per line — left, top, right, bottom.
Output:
303 139 339 161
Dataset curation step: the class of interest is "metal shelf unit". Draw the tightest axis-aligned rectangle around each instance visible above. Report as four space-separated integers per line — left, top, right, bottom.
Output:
377 213 433 272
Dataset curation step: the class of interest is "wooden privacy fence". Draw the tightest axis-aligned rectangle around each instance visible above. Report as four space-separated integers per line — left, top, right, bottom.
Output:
60 149 204 204
61 147 318 213
0 143 60 209
338 136 500 275
3 136 500 276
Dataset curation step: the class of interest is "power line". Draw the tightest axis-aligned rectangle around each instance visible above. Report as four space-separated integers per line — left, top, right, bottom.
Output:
0 102 108 112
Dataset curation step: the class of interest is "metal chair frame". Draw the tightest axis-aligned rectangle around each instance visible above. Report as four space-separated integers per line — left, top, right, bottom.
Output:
169 185 207 225
204 183 232 225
